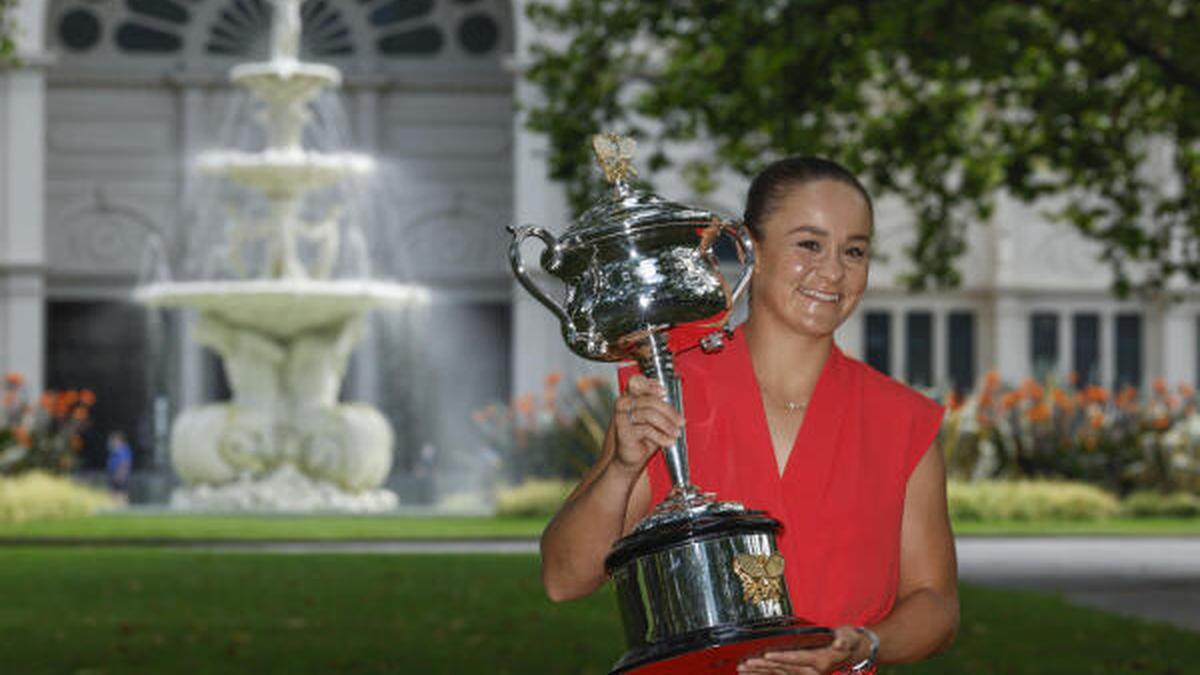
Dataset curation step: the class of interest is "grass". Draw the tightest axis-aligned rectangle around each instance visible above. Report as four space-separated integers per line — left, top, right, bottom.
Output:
1 513 1199 541
0 513 550 541
0 549 1195 674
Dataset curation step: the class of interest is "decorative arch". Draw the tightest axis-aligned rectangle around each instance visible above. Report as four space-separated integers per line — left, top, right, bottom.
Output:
46 0 512 81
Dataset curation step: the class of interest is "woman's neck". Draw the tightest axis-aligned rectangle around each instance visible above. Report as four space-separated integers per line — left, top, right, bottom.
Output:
743 313 833 399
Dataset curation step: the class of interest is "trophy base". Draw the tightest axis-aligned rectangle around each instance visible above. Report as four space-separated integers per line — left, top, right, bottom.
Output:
610 620 834 674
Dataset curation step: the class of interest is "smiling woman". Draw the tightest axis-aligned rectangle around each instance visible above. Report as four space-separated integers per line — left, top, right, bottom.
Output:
540 157 958 675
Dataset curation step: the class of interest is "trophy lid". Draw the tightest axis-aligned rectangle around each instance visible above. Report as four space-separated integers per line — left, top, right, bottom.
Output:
559 134 716 249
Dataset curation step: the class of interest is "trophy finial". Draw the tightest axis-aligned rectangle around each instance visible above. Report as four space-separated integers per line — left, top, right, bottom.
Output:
591 132 638 185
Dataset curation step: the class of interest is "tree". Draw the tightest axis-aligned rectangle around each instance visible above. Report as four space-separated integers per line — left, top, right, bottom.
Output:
0 0 18 66
524 0 1200 296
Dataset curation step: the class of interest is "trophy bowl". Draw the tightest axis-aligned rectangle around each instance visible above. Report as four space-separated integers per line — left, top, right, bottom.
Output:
509 134 832 673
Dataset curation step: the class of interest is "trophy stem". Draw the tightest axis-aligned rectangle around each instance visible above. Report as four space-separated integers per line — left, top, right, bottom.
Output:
636 330 695 495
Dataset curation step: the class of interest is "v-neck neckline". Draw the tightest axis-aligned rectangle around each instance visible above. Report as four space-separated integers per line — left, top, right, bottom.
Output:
737 330 842 481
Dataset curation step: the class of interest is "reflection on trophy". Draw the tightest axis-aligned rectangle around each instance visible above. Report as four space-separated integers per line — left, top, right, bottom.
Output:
508 134 832 673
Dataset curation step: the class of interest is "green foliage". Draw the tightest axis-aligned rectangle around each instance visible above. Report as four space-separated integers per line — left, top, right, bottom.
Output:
494 478 575 518
472 373 615 482
0 471 114 523
939 372 1200 495
1 375 96 476
1121 489 1200 518
948 479 1120 522
1 552 1199 674
0 0 17 66
525 0 1200 296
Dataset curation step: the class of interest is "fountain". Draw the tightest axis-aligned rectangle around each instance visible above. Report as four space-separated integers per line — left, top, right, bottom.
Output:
138 0 419 512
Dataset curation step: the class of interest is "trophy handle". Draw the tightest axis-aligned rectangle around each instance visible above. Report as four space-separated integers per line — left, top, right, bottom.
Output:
507 224 574 331
700 219 756 353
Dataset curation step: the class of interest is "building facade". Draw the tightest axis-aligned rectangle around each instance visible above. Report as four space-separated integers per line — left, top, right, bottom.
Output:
2 0 1199 496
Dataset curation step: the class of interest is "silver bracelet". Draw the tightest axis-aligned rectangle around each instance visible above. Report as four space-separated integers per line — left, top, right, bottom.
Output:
848 626 880 672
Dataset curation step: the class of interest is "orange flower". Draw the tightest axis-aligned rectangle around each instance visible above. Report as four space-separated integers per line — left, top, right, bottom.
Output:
1088 410 1105 429
1051 388 1072 412
13 426 31 447
3 372 22 388
80 389 96 406
1001 391 1022 411
1067 371 1079 387
1027 401 1051 423
72 407 89 421
544 371 563 389
1152 415 1170 431
39 391 56 411
70 435 83 452
1116 386 1138 409
62 390 78 407
1153 377 1167 396
576 376 596 394
1083 385 1109 404
514 394 536 417
1083 436 1097 451
945 391 962 412
1180 383 1196 399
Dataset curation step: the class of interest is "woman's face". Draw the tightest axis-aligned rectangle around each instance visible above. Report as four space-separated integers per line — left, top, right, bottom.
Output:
750 179 872 339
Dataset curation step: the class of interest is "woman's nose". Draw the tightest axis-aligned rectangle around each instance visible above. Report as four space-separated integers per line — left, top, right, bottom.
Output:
816 250 845 282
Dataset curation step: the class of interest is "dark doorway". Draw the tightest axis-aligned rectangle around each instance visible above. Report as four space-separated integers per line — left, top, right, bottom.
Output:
46 300 150 470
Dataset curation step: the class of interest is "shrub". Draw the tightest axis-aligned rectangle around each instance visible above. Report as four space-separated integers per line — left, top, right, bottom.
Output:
939 372 1200 495
473 373 615 483
1121 490 1200 518
494 479 575 518
1 372 96 476
948 480 1120 522
0 471 114 523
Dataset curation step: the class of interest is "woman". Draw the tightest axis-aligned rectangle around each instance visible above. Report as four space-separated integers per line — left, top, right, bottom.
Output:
540 157 959 674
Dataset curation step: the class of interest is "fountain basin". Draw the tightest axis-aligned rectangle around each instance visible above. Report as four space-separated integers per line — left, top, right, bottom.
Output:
231 61 340 102
198 150 374 197
137 279 426 340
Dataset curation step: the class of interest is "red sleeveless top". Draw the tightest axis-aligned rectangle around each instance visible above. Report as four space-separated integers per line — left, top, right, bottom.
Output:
619 326 944 629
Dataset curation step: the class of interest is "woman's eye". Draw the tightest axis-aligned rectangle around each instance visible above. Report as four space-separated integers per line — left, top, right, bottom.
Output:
797 240 820 251
846 246 868 259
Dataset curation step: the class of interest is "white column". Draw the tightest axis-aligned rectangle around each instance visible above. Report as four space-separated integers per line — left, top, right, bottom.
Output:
176 87 208 407
509 4 610 397
1099 309 1114 389
0 34 49 393
994 294 1026 385
1161 301 1193 388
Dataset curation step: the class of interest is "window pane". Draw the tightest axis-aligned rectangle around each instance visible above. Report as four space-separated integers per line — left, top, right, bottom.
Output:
1030 312 1059 378
906 311 933 388
864 312 891 376
1114 313 1142 389
1073 313 1100 386
947 311 975 393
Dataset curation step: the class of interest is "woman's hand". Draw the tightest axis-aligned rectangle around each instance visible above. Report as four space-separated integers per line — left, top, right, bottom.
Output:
737 626 870 674
612 374 684 474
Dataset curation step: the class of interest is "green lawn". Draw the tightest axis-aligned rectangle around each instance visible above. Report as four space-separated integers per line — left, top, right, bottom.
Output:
0 549 1194 674
0 513 550 541
1 513 1198 541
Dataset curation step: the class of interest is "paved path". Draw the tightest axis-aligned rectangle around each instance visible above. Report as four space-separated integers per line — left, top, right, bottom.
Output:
957 536 1200 632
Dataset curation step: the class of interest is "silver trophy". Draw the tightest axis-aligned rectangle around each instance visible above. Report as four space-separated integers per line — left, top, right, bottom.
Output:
509 134 831 673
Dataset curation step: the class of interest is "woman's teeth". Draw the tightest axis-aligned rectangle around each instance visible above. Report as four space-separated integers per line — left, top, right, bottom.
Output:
800 288 839 302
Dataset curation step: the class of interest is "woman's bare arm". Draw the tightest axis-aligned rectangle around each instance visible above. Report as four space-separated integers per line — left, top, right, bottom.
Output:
539 375 681 601
871 444 960 663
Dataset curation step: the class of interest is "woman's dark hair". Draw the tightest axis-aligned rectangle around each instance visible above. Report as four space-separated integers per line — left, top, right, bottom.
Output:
741 156 874 240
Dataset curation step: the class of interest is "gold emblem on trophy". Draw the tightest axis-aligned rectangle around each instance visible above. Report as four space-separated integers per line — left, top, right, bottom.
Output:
733 553 786 604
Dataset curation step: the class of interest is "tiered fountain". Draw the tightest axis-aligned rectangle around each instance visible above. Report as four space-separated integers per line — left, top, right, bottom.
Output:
138 0 417 511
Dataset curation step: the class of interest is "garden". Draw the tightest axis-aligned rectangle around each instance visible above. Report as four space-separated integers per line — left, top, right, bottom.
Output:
1 370 1199 673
